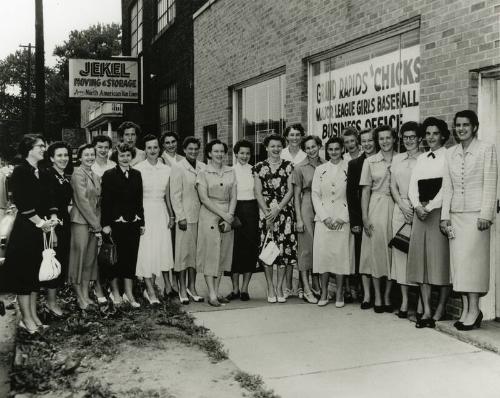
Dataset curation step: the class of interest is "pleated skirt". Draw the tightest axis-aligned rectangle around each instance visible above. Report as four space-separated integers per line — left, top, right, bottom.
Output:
450 211 490 293
407 208 450 286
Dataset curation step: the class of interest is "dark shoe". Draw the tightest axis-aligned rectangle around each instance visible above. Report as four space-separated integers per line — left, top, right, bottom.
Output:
416 312 423 321
374 305 384 313
217 296 230 304
457 311 483 331
178 292 190 305
46 307 63 319
384 304 393 313
416 318 435 328
397 310 408 319
360 301 372 310
0 301 5 317
226 291 240 301
344 292 353 304
240 292 250 301
453 320 464 329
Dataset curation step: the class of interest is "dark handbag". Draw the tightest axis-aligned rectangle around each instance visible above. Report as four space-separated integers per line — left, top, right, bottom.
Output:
98 233 117 268
388 223 412 253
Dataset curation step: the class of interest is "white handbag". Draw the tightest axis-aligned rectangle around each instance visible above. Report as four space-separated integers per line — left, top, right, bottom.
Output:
258 231 280 266
39 228 61 282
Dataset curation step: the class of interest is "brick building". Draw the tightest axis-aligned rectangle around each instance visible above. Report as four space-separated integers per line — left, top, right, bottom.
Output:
121 0 206 142
193 0 500 318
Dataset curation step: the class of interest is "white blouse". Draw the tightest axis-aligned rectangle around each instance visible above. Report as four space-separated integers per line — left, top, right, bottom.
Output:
408 146 447 211
233 162 255 200
281 147 307 165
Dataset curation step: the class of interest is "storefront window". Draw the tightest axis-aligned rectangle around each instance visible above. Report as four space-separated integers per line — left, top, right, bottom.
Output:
309 29 420 144
159 83 177 134
130 0 143 56
157 0 176 33
234 74 286 164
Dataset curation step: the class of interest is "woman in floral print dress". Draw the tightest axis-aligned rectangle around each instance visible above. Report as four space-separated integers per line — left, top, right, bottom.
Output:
254 134 297 303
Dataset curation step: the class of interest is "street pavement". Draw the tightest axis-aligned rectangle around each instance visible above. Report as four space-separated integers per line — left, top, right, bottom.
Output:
191 273 500 398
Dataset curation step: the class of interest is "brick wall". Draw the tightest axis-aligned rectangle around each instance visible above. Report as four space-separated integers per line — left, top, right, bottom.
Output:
193 0 500 148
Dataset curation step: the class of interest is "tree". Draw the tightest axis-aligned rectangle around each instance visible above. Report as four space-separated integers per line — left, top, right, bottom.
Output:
0 23 122 151
53 23 122 74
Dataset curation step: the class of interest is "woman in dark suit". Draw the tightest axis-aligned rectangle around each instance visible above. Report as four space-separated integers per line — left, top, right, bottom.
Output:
2 134 59 333
44 142 73 317
102 143 145 308
68 144 102 310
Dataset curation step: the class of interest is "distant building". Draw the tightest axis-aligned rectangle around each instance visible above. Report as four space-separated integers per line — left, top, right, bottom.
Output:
120 0 206 144
81 100 124 144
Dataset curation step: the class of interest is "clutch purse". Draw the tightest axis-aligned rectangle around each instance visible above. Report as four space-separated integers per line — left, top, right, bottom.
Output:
258 231 280 266
388 223 412 253
98 233 118 268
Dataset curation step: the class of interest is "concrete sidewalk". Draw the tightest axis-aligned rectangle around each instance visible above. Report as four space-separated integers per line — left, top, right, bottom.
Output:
191 274 500 398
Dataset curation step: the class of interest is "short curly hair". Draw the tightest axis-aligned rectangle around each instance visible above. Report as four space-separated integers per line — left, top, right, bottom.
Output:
160 131 180 147
300 135 322 151
284 123 305 138
117 121 141 138
18 134 45 158
182 136 201 150
399 121 422 139
47 141 71 159
263 134 286 147
422 117 450 144
233 139 253 155
110 143 136 163
76 144 96 160
205 139 228 159
373 125 397 144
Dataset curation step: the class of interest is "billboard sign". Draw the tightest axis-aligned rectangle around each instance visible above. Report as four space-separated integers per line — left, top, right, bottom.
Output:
68 58 140 102
310 44 420 142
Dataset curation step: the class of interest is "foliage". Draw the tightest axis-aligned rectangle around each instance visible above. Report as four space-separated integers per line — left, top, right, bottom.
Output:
53 23 122 74
234 371 280 398
10 284 227 396
0 23 122 147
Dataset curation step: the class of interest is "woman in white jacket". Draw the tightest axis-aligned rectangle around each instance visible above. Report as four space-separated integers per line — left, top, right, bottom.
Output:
312 136 355 307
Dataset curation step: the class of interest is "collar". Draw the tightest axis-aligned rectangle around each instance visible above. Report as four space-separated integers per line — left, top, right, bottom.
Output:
455 138 479 156
234 162 251 170
368 151 385 163
205 163 231 175
299 156 325 168
405 150 421 160
427 146 446 158
181 157 203 173
119 165 130 173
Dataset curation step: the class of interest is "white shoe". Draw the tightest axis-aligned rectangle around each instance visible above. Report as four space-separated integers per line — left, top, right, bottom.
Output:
317 299 329 307
335 301 345 308
283 288 292 299
110 293 123 306
277 295 287 303
123 294 141 308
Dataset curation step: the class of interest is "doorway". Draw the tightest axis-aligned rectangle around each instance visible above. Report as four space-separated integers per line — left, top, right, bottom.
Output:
477 68 500 320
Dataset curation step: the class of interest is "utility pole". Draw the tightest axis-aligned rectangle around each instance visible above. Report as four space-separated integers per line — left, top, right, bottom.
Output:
19 43 33 133
35 0 45 137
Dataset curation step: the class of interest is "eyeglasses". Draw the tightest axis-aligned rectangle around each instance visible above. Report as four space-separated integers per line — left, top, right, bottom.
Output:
402 136 418 142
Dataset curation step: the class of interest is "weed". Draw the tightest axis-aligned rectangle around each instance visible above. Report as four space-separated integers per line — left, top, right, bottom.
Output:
234 370 280 398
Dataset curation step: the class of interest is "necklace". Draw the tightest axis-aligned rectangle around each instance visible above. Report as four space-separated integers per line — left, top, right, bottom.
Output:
268 159 281 166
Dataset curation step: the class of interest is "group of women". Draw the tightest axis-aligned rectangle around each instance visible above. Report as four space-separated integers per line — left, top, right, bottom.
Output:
0 109 496 334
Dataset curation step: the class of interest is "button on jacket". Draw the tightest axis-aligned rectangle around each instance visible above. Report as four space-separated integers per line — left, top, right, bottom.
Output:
101 166 144 227
169 158 206 223
441 138 498 221
69 166 101 231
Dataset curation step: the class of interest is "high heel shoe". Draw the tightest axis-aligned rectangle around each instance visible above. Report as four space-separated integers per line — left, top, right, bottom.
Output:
303 291 318 304
110 293 123 306
143 290 154 305
122 294 141 308
457 311 483 331
19 320 38 335
186 289 204 303
178 292 189 305
453 320 464 329
46 306 64 318
415 318 435 329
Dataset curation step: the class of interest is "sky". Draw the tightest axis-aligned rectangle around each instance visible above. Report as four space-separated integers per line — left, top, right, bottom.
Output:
0 0 122 67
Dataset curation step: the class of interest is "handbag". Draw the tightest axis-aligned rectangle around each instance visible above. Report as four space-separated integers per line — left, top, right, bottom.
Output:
98 233 117 268
388 223 412 253
39 228 62 281
258 231 280 266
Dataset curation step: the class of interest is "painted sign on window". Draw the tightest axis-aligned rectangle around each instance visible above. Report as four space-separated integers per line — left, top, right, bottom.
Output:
310 40 420 142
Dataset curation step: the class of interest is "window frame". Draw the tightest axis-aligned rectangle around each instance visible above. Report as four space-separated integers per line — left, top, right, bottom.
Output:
130 0 143 56
159 83 178 135
157 0 176 35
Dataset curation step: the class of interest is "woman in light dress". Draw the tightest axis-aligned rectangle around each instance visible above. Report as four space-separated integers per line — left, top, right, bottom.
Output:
293 135 324 304
135 134 175 304
441 110 498 331
312 137 354 307
389 122 422 318
359 125 396 314
196 140 237 307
